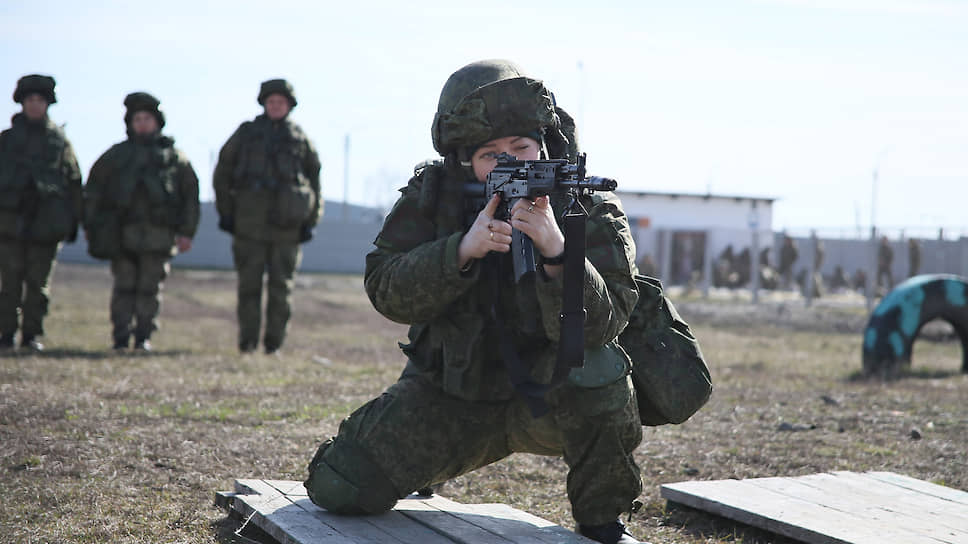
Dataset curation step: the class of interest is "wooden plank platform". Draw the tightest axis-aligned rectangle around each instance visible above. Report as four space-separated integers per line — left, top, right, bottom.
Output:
661 471 968 544
215 479 596 544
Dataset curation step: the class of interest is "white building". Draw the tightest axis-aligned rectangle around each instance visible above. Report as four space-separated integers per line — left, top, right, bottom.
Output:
615 190 777 284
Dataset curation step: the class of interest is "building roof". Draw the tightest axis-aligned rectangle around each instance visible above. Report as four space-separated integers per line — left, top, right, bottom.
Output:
616 189 778 205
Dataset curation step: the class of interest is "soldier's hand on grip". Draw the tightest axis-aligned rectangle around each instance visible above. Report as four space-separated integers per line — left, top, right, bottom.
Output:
458 194 512 269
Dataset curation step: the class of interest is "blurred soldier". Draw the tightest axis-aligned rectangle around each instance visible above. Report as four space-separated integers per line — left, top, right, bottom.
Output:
809 239 825 298
758 247 777 290
830 265 850 291
876 235 894 291
0 75 83 351
778 235 798 289
908 238 921 278
84 92 200 350
214 79 322 354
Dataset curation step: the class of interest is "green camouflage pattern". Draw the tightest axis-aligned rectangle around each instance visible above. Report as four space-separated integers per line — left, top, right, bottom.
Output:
214 112 320 351
306 374 642 525
431 59 566 156
85 131 198 343
110 251 170 343
365 163 638 401
0 112 82 338
231 236 302 350
85 134 200 255
0 241 58 337
213 114 321 242
620 275 712 425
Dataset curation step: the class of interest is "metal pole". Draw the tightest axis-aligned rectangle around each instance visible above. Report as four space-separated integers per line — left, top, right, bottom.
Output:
806 230 817 307
342 133 350 221
702 230 713 299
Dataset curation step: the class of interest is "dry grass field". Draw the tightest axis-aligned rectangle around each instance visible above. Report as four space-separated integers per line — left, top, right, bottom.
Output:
1 263 965 544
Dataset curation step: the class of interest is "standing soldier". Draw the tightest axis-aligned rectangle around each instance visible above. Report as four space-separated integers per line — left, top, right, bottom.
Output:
0 75 83 351
84 92 200 351
778 234 798 290
876 235 894 291
213 79 322 354
908 237 921 278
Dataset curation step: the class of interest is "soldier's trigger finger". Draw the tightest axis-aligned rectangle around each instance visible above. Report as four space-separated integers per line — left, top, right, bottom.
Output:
481 193 502 218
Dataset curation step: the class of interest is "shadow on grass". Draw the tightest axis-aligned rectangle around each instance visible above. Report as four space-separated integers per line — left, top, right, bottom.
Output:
846 367 965 382
0 348 193 359
662 502 803 544
212 514 279 544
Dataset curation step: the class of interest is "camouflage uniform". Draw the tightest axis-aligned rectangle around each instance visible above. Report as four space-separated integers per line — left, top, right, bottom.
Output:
779 235 798 289
305 60 643 530
877 236 894 290
84 92 199 348
213 79 321 353
0 75 82 349
908 238 921 278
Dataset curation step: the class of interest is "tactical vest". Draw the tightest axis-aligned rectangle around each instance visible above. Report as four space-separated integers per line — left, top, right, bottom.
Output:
0 117 75 242
232 116 316 230
114 138 183 228
0 117 68 209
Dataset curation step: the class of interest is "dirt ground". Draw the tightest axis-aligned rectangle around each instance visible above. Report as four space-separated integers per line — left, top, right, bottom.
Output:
1 263 965 544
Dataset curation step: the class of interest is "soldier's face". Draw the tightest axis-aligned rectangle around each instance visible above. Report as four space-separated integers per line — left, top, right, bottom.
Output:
264 94 291 121
471 135 541 182
21 94 49 121
131 111 160 135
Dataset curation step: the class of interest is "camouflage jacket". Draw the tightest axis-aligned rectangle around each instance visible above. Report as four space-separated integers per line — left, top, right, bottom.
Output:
213 114 322 242
365 162 639 402
0 113 82 243
84 134 199 254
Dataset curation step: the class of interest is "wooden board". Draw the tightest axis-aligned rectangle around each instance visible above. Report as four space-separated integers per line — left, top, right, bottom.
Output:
216 479 596 544
661 471 968 544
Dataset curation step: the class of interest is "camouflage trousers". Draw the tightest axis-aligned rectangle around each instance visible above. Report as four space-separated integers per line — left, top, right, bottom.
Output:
111 251 170 343
0 240 59 337
231 236 301 350
305 372 643 526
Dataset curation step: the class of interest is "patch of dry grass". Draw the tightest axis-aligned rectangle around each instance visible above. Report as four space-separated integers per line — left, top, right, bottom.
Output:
1 264 965 543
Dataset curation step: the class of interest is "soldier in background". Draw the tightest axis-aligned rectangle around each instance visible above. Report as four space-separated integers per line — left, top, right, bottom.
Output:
778 235 798 289
908 238 921 278
830 265 850 291
808 239 825 298
84 93 200 351
214 79 322 354
0 75 83 351
876 235 894 292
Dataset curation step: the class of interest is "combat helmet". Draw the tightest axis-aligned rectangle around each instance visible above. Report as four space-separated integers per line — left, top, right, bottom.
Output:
13 74 57 104
431 59 577 160
123 91 166 129
258 78 297 108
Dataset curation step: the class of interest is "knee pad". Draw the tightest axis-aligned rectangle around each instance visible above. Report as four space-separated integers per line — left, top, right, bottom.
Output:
303 437 400 515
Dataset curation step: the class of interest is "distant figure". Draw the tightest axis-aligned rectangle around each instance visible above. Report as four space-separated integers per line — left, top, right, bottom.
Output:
908 238 921 278
713 244 735 287
638 253 658 277
877 235 894 291
0 75 83 351
214 79 322 354
734 247 752 287
779 235 798 290
84 92 200 351
830 265 850 291
759 247 777 290
809 239 825 298
852 268 868 293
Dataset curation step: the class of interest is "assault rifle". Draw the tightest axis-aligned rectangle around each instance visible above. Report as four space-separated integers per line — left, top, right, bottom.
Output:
464 152 617 282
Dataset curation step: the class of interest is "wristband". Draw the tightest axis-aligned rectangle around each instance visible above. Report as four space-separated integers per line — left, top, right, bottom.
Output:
539 250 566 266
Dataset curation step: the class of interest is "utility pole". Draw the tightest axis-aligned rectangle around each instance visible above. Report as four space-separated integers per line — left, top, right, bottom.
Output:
342 133 350 221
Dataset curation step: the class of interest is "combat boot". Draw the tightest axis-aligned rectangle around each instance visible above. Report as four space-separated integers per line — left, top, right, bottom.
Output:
113 335 130 350
0 332 14 349
21 334 44 352
578 520 642 544
134 336 152 352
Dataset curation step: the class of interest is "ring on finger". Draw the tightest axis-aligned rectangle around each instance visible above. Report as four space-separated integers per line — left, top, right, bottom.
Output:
489 231 494 240
528 204 534 212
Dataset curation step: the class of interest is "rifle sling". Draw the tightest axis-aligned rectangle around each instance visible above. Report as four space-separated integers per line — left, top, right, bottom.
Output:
557 211 586 369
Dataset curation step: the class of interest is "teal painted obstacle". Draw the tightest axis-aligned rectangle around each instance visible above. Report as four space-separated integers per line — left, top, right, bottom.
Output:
862 274 968 375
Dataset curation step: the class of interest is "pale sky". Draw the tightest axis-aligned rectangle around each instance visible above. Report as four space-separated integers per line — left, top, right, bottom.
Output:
2 0 965 237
